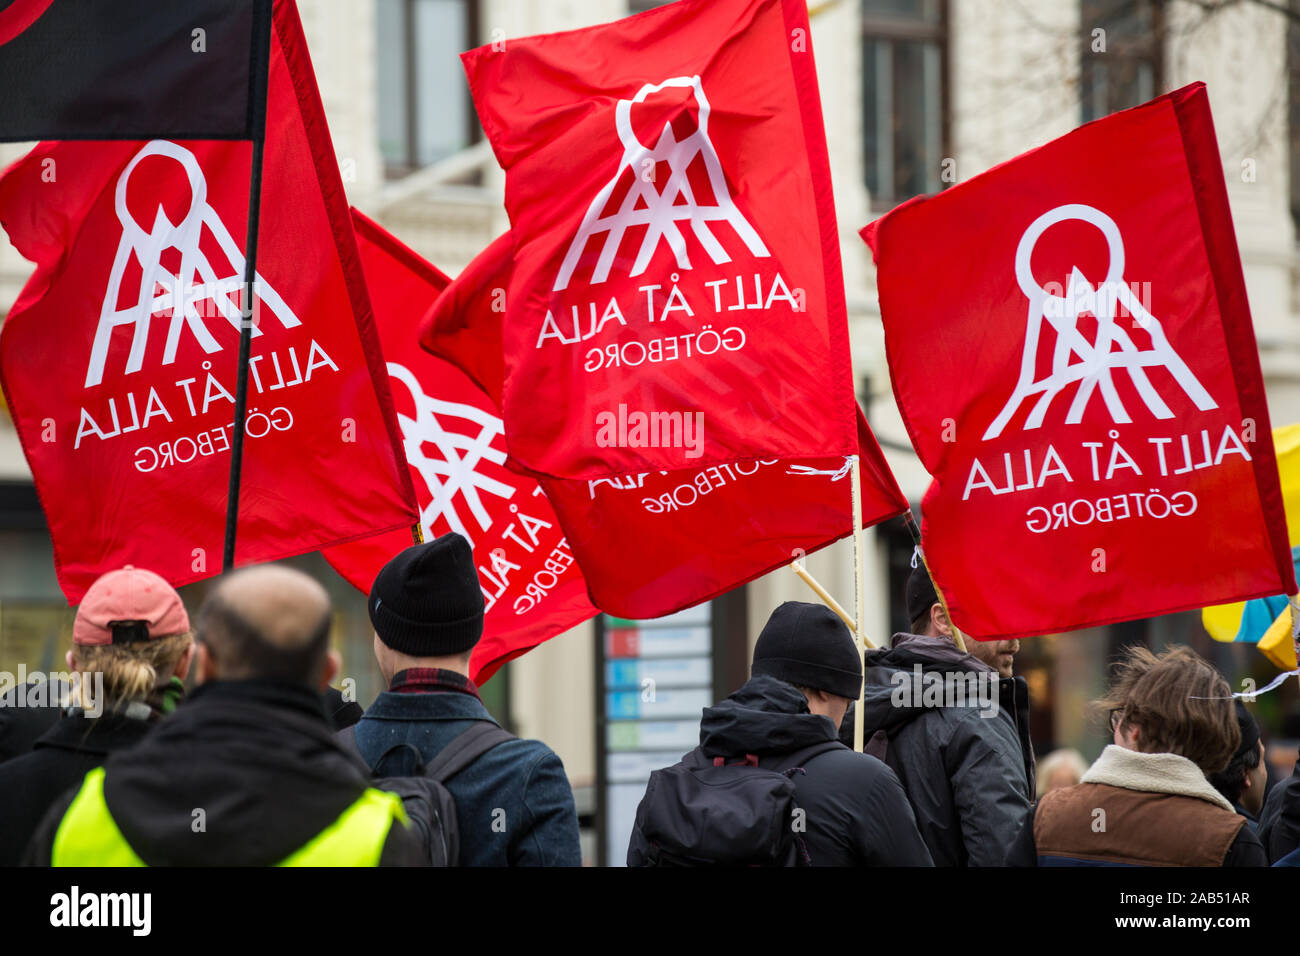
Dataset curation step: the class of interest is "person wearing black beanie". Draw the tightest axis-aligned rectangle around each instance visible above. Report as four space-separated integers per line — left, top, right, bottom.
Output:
368 532 485 659
628 600 933 867
350 532 582 866
751 601 863 727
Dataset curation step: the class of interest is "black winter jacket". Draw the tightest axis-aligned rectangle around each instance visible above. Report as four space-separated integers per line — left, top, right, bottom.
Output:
851 633 1034 866
23 680 424 866
630 675 933 866
0 678 69 765
0 708 154 865
1259 758 1300 863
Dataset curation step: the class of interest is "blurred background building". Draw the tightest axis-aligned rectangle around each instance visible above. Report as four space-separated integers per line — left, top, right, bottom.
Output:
2 0 1299 864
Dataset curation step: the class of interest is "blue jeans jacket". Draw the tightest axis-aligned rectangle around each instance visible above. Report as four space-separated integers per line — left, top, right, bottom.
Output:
355 690 581 866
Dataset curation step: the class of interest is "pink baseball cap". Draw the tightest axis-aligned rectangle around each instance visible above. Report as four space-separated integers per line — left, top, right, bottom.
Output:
73 565 190 646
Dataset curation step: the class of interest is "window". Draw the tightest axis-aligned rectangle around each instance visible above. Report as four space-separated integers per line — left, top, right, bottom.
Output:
377 0 480 174
1080 0 1163 123
862 0 948 207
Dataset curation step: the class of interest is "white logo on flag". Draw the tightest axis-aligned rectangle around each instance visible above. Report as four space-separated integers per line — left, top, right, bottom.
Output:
983 203 1217 440
85 140 301 388
553 75 769 292
388 363 516 547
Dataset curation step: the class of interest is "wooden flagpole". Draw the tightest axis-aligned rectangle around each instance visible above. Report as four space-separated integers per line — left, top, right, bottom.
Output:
903 509 967 653
790 559 864 642
850 455 867 753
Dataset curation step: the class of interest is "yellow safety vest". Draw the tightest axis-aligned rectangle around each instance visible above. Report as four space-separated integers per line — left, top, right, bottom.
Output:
51 767 408 867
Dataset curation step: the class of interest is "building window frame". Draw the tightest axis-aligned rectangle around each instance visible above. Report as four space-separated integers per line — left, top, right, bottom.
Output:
1079 0 1165 125
379 0 481 177
861 0 951 210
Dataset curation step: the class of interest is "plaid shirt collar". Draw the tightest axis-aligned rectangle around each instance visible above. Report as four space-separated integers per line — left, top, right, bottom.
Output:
388 667 481 700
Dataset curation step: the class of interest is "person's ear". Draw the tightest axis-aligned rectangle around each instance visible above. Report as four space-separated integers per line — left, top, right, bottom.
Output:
175 642 196 681
65 649 77 672
931 603 952 637
320 648 341 691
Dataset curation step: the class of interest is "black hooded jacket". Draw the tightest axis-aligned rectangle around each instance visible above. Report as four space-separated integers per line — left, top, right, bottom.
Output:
651 675 933 866
852 633 1034 867
23 680 424 866
0 708 154 865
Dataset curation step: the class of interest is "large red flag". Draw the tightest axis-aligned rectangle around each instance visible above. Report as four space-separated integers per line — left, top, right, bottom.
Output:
462 0 858 479
863 82 1296 639
423 240 909 620
539 410 905 620
0 0 416 602
326 212 596 683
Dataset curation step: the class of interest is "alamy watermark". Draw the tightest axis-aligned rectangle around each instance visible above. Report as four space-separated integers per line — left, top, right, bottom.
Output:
0 666 103 717
595 404 704 459
890 664 1000 718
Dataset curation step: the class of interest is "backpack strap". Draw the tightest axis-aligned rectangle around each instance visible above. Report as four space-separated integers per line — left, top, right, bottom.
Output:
774 740 847 774
423 721 516 784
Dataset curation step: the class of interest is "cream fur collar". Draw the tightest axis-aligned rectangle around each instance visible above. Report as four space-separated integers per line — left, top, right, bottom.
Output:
1082 745 1234 812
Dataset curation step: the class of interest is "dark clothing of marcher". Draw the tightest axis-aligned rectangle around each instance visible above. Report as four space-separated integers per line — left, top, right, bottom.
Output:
322 686 363 730
0 678 69 764
0 677 183 864
24 679 424 866
632 675 932 866
0 709 153 865
853 632 1034 867
1259 758 1300 863
1007 745 1266 866
353 668 581 866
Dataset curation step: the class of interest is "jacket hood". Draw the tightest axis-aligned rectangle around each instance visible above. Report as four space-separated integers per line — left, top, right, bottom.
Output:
858 632 999 733
100 679 371 866
699 674 837 757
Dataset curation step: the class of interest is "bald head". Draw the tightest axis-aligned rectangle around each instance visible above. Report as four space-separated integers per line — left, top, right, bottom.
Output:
197 565 334 686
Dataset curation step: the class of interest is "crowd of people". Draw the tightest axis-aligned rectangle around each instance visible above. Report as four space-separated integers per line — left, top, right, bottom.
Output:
1 532 1298 867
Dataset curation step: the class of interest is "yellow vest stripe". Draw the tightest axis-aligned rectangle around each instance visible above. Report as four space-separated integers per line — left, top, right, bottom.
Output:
51 767 407 867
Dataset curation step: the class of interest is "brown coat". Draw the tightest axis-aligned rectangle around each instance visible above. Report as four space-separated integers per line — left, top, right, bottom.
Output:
1033 745 1245 866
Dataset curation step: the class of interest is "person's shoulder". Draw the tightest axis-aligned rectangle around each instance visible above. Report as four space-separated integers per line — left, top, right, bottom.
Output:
805 744 894 782
0 743 64 784
497 735 564 770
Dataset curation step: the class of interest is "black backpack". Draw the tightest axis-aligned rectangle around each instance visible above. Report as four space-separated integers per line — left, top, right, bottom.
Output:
627 741 843 866
338 721 514 866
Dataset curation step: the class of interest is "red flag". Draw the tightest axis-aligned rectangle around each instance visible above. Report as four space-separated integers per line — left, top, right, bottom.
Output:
0 0 416 602
863 82 1296 639
326 212 596 683
462 0 857 479
420 230 511 402
539 410 905 620
424 241 908 621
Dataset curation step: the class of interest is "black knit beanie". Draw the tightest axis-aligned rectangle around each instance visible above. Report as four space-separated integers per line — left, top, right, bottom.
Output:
751 601 861 699
905 563 939 626
368 533 484 657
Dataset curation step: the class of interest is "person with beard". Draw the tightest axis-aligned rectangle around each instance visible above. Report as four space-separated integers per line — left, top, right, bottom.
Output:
848 564 1034 866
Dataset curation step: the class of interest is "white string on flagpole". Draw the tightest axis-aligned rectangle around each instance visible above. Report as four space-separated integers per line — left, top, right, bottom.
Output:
786 455 854 481
1192 597 1300 701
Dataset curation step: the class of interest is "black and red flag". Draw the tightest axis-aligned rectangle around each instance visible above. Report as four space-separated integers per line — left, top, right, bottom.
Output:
0 0 272 142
